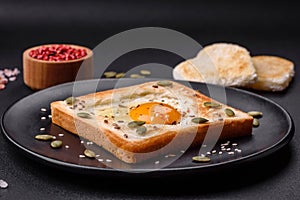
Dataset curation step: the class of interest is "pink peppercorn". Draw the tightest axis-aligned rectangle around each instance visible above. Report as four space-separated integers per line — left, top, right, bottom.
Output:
29 44 87 61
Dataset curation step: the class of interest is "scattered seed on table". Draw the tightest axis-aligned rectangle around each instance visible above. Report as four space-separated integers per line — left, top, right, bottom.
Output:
140 70 151 75
192 155 211 163
130 74 145 78
84 149 96 158
50 140 63 148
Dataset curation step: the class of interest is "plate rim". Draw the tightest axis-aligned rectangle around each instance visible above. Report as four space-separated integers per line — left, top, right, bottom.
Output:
0 78 295 174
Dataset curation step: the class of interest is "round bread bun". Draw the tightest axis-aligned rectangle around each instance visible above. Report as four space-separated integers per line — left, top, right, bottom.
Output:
246 55 295 91
173 43 257 87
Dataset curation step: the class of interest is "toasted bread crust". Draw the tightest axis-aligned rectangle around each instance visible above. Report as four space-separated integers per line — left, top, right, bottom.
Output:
51 81 253 163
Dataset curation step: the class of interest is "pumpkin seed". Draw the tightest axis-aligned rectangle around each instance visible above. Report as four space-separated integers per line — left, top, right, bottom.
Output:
128 121 146 128
104 71 117 78
192 117 209 124
224 108 235 117
157 80 172 87
65 97 77 105
140 70 151 75
136 126 147 135
253 118 260 127
192 155 211 163
115 72 126 78
35 134 55 141
247 111 263 118
84 149 96 158
77 112 91 118
130 74 145 78
50 140 63 148
203 102 221 108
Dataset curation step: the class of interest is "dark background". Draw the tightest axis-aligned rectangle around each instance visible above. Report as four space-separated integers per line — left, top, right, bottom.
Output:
1 0 300 199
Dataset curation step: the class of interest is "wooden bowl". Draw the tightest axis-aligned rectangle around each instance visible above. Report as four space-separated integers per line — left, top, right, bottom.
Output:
23 44 93 90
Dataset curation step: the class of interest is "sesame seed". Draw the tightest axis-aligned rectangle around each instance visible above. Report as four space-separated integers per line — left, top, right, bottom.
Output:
58 133 64 137
41 117 46 120
226 148 231 151
65 145 69 149
228 152 235 155
79 155 85 158
202 144 207 147
207 152 211 155
212 150 217 154
40 127 45 131
106 159 112 162
235 149 242 153
219 151 223 155
48 115 52 118
232 143 238 146
95 155 100 157
155 161 160 164
87 141 93 145
180 150 185 153
80 140 85 144
40 108 47 112
98 158 104 162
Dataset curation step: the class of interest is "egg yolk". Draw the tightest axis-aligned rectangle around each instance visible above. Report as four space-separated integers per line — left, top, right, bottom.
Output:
129 102 181 125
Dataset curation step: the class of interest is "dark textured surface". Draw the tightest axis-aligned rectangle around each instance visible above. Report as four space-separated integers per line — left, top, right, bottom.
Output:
0 1 300 199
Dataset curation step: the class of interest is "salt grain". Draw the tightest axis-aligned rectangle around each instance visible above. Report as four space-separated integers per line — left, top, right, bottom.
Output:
9 77 16 81
0 179 8 189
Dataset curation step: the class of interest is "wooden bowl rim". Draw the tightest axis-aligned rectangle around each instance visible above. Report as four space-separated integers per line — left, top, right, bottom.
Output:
23 43 93 64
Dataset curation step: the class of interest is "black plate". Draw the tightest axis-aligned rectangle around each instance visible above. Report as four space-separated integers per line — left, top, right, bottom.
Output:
1 78 294 177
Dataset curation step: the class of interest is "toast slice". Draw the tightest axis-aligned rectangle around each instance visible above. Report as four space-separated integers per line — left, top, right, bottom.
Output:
50 80 253 163
246 55 295 91
173 43 257 87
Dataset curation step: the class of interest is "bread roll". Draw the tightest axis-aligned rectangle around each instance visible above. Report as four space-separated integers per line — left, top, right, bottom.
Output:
173 43 257 87
246 55 295 91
